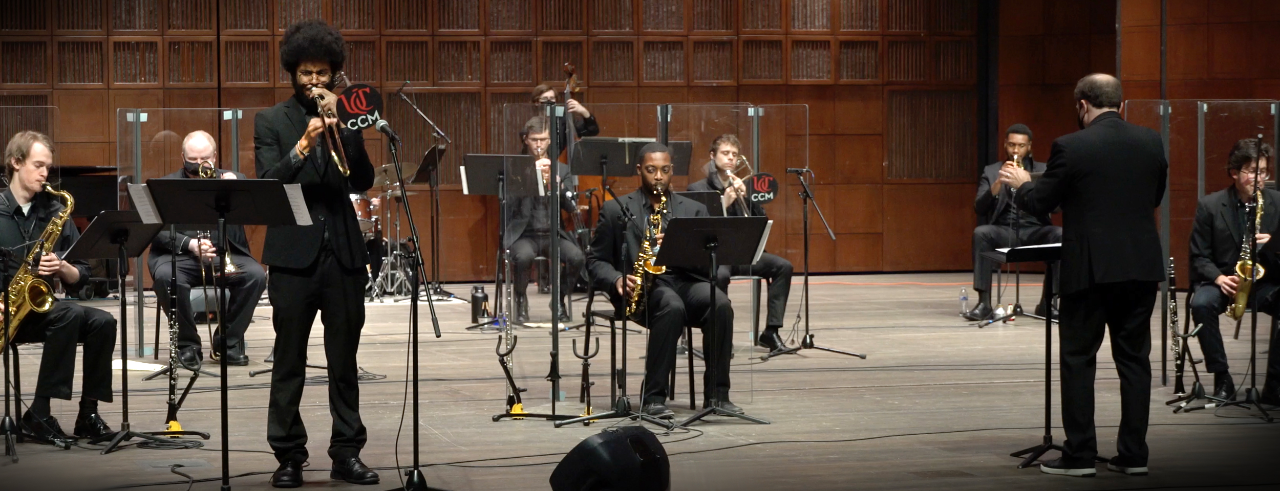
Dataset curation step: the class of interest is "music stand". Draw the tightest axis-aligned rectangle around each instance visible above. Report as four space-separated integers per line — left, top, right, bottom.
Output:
408 144 453 300
63 210 207 453
132 179 308 490
676 191 725 217
654 216 771 427
461 154 538 333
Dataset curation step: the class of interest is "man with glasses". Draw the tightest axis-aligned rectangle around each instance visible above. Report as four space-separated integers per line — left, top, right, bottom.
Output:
530 84 598 155
147 130 265 370
965 124 1062 321
1188 138 1280 401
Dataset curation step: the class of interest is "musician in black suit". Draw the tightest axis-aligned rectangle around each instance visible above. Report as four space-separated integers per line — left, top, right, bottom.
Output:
1003 74 1167 478
587 143 738 419
148 130 267 370
965 124 1061 321
687 134 793 352
507 116 583 323
1188 139 1280 401
252 20 378 488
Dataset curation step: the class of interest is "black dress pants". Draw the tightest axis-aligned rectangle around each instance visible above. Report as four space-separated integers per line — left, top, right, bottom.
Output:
151 253 267 350
510 233 584 303
715 252 792 328
972 224 1061 298
1057 281 1157 466
266 250 368 464
637 274 734 403
12 301 116 402
1188 281 1280 374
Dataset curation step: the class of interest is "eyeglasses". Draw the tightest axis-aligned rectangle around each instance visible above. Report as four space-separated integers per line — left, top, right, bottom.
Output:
1240 168 1269 177
296 69 332 80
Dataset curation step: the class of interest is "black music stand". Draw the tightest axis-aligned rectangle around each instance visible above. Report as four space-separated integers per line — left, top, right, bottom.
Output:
410 144 453 300
654 216 772 427
676 191 725 217
462 154 538 332
63 210 207 453
133 179 308 491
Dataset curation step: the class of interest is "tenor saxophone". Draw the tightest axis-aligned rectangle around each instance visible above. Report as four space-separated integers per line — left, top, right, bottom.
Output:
1227 187 1265 321
625 189 668 321
4 183 74 351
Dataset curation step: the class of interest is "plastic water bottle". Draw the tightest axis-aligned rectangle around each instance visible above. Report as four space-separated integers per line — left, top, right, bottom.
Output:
959 288 968 314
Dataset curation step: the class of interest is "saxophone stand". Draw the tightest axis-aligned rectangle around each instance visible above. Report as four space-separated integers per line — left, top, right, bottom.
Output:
2 245 20 461
1218 175 1274 422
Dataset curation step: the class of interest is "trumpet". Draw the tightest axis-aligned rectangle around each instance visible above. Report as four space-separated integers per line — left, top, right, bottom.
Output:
311 73 350 177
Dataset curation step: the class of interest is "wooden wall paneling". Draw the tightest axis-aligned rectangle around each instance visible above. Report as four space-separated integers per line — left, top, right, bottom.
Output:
884 87 975 182
740 0 785 34
221 0 273 34
57 142 111 169
489 0 534 35
486 87 531 153
333 0 380 35
639 37 687 85
540 0 588 35
690 36 736 85
538 37 587 84
0 2 52 35
382 36 433 85
834 232 883 270
881 182 974 270
790 0 835 33
107 89 165 151
590 0 639 35
739 35 785 84
162 88 218 108
687 85 738 102
220 36 274 87
0 38 53 88
884 0 927 33
486 37 535 86
53 36 108 89
1041 34 1092 85
164 36 218 87
933 37 975 84
165 0 217 35
435 0 484 35
0 92 55 142
837 0 880 32
834 133 885 183
1120 25 1159 81
885 36 927 83
691 0 736 35
787 35 836 83
786 84 834 133
386 88 483 185
343 35 382 85
219 88 278 109
275 0 329 34
434 36 484 85
434 188 500 280
52 89 108 143
835 35 881 84
53 0 108 35
933 0 975 34
589 36 638 86
640 0 690 34
109 36 164 88
110 0 163 34
382 0 432 34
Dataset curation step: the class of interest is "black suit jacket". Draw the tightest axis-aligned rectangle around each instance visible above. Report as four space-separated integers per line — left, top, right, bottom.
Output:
253 94 375 270
586 189 709 307
1189 186 1280 285
503 162 576 248
686 172 767 218
975 157 1051 226
0 188 91 291
1014 111 1168 295
146 169 253 271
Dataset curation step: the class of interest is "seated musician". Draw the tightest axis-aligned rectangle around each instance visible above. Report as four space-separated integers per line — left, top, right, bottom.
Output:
147 130 266 369
1189 138 1280 400
965 124 1061 321
0 131 116 443
532 84 599 153
508 116 583 323
587 143 738 418
687 134 793 352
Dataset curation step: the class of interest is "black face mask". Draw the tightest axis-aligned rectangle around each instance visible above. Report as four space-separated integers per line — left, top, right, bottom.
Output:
183 159 216 177
1076 103 1087 130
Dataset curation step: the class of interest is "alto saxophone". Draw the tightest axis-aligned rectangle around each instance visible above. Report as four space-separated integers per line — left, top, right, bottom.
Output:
1227 187 1265 321
625 189 668 321
4 183 74 351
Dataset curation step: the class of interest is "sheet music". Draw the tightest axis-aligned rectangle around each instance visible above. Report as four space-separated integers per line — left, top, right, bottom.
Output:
996 242 1061 254
127 183 161 224
282 184 313 226
460 166 469 195
753 220 773 263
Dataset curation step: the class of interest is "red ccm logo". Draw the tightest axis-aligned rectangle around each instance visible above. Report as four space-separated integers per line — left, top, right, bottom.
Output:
335 84 384 130
745 172 778 204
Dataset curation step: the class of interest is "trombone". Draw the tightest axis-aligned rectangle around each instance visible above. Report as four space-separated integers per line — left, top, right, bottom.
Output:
721 155 754 216
311 72 350 176
194 161 240 277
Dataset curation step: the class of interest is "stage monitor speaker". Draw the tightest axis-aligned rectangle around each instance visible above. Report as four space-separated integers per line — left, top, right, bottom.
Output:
549 426 670 491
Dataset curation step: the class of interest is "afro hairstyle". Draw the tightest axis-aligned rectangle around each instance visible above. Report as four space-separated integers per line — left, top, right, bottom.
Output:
279 19 345 76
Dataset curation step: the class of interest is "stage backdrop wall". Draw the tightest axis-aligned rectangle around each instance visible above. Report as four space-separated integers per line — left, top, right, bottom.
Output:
0 0 982 282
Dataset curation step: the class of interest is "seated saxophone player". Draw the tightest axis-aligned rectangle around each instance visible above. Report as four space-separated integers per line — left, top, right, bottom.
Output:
508 116 584 323
147 130 267 370
587 143 737 419
687 134 793 352
0 131 116 443
1188 138 1280 401
965 124 1061 321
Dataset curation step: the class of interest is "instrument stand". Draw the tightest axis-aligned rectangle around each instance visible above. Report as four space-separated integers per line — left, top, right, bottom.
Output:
769 170 863 360
491 335 574 422
1166 324 1227 412
1218 179 1274 422
2 246 19 461
461 155 539 333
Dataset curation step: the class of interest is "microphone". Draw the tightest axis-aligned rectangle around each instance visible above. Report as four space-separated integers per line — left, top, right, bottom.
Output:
374 119 401 145
786 168 809 174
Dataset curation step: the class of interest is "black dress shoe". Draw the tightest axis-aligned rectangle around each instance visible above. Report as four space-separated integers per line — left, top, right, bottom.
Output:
270 461 304 488
177 346 202 371
963 302 993 322
331 457 380 484
210 343 250 366
515 292 530 323
73 412 113 439
20 411 68 444
641 401 674 419
757 330 789 352
1213 372 1236 401
1034 301 1058 320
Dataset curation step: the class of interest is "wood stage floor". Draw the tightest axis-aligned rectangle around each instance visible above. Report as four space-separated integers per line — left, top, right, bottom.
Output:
1 273 1277 490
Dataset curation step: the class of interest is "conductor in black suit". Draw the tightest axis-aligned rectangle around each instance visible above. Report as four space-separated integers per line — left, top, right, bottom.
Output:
252 20 379 487
1003 74 1167 478
148 130 266 369
587 143 739 419
1188 139 1280 401
965 124 1061 321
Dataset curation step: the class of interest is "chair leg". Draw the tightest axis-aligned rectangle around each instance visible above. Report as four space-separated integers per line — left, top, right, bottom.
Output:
153 302 161 360
686 326 696 410
752 278 762 346
13 344 23 436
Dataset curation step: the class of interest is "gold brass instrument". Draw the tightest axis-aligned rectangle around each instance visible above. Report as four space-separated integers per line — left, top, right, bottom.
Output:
1227 186 1265 321
312 72 350 177
625 188 669 321
3 183 74 352
722 155 753 216
194 166 241 276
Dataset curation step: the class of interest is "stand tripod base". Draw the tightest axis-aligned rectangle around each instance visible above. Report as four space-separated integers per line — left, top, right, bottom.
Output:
91 426 206 455
2 415 17 462
143 364 218 380
676 405 770 428
797 334 866 359
554 396 674 429
1010 436 1108 469
389 468 431 491
1166 381 1230 413
1219 387 1275 422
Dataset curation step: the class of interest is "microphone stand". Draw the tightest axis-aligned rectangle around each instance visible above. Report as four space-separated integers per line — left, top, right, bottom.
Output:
396 82 455 301
2 245 18 462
